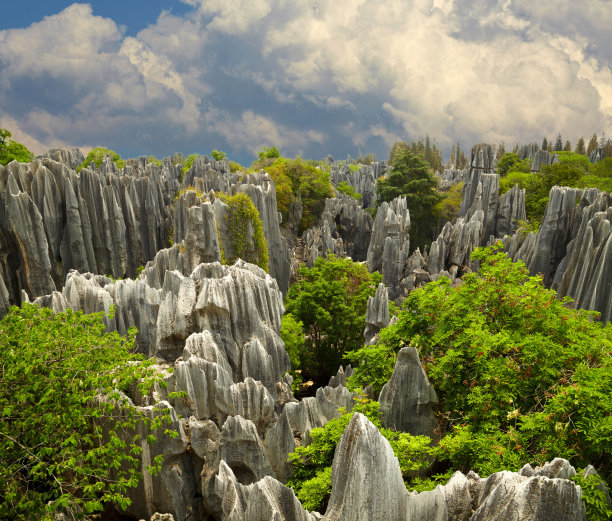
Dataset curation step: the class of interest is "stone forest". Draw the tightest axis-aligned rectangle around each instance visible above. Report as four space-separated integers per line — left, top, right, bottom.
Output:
0 134 610 521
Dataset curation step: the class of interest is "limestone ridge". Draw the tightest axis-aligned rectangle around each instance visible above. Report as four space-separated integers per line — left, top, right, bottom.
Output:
0 155 176 311
505 187 612 321
179 157 291 294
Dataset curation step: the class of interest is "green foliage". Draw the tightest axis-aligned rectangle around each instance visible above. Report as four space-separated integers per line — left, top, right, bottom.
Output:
495 153 531 177
284 255 382 383
217 192 269 272
79 147 125 172
571 471 612 521
280 314 305 391
288 399 433 512
434 182 464 224
0 304 174 520
182 153 199 174
348 245 611 493
0 128 34 166
229 161 243 173
211 149 226 161
376 148 443 251
258 146 280 160
256 156 333 231
336 181 362 200
390 137 444 172
147 156 162 166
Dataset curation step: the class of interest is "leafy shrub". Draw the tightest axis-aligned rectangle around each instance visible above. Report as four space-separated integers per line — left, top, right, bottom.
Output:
229 160 243 173
147 155 162 166
496 152 531 177
182 153 199 174
0 304 176 520
284 255 381 383
336 181 362 200
211 149 226 161
0 128 34 166
434 182 464 223
258 146 280 160
348 244 611 489
217 192 269 272
280 313 305 391
79 147 125 172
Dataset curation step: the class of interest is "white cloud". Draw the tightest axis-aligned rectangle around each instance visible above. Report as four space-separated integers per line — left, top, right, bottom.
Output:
206 107 325 154
181 0 273 34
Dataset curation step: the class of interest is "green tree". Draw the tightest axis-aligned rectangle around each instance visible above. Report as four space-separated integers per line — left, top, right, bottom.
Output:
495 152 531 177
563 140 572 151
554 133 564 151
587 133 598 156
376 149 443 251
348 245 611 490
284 255 382 383
0 128 34 166
78 147 125 172
0 304 174 520
258 146 280 160
542 137 548 152
575 136 586 155
211 149 226 161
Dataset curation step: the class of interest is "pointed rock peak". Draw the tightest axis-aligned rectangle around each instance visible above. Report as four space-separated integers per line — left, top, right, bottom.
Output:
324 413 406 521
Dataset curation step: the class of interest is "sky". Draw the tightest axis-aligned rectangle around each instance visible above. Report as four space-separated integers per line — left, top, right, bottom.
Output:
1 0 611 166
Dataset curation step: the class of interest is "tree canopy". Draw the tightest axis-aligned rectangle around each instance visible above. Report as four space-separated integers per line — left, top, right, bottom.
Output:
284 255 382 383
376 148 443 250
348 245 611 518
0 128 34 166
0 304 173 520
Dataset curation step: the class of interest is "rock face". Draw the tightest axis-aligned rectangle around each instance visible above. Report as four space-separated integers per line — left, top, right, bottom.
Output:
364 283 390 345
367 197 411 299
379 347 438 439
506 186 612 321
324 413 408 521
302 194 373 266
329 161 383 209
0 156 174 307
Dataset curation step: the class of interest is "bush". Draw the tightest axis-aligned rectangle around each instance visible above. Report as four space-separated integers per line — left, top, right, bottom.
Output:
182 153 199 174
348 245 611 488
0 304 175 520
217 192 269 272
0 128 34 166
336 181 362 201
211 149 226 161
284 255 381 383
79 147 125 172
496 153 530 177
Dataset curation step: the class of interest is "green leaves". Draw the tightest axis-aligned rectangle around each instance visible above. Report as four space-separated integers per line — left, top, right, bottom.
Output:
284 255 382 383
0 304 170 520
348 244 611 496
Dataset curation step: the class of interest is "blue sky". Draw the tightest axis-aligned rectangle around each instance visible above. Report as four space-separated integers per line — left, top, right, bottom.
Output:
1 1 611 166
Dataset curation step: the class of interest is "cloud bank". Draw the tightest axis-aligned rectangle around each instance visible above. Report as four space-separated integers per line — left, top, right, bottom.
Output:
0 0 610 163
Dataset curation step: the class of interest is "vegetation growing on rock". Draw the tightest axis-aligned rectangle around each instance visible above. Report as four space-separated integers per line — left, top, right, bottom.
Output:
0 128 34 166
78 147 125 172
217 191 269 272
0 305 175 520
348 245 611 502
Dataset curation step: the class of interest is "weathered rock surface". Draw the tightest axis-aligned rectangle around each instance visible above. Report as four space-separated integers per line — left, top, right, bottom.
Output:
379 347 438 439
505 186 612 321
364 282 390 344
367 196 411 299
329 161 383 209
302 194 373 266
324 413 408 521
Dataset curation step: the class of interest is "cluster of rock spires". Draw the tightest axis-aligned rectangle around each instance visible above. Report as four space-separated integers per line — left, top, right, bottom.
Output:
1 143 609 520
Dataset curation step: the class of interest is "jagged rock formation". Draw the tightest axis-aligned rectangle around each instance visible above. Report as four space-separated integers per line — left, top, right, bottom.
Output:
379 347 438 439
530 149 559 172
367 197 411 299
329 160 385 209
39 147 84 170
364 283 390 344
302 194 372 266
469 143 497 174
0 155 174 309
505 186 611 321
324 413 408 521
438 167 467 189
